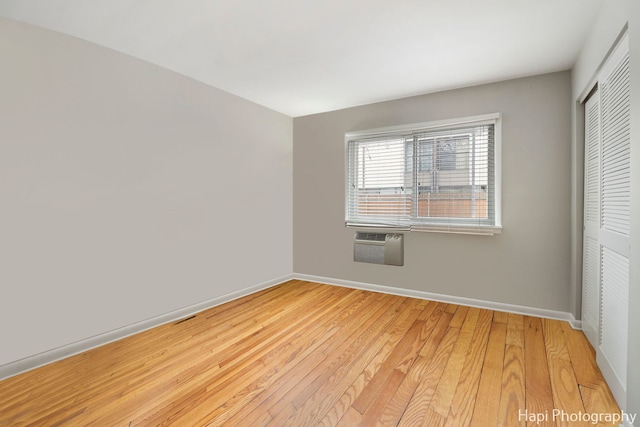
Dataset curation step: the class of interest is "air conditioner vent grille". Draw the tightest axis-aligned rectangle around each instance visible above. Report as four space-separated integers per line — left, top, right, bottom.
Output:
355 232 386 242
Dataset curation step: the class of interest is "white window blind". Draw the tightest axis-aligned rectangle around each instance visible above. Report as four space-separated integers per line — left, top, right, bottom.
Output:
346 114 501 235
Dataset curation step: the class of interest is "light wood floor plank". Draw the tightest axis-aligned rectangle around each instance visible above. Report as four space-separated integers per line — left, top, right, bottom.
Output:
377 303 451 426
397 326 460 426
264 293 399 424
429 307 479 417
560 321 603 389
205 295 355 425
498 345 526 426
423 408 447 427
443 308 493 427
317 299 433 427
524 316 555 427
120 283 354 426
470 320 507 426
449 305 469 329
335 406 362 427
220 287 375 426
580 385 621 426
357 368 406 426
355 303 439 426
282 298 422 426
493 310 509 324
352 316 424 414
226 290 391 427
122 285 345 425
542 318 588 427
498 314 525 427
0 281 621 426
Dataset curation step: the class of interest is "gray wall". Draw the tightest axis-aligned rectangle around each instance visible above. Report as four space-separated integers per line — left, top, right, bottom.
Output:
293 72 572 312
0 18 293 366
571 0 639 416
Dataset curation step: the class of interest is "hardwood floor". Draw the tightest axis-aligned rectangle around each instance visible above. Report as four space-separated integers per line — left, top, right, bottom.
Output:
0 280 620 426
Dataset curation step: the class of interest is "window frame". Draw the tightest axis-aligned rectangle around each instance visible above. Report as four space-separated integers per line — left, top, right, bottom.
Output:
344 113 502 235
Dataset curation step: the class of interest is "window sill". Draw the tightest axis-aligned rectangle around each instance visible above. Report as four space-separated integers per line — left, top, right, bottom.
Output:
346 223 502 236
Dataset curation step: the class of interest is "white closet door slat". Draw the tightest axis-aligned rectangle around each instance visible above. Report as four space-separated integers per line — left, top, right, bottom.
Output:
582 236 600 340
600 247 629 384
581 92 600 347
601 54 630 237
584 97 600 225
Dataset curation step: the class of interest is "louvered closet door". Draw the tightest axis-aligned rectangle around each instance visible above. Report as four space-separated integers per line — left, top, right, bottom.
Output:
581 92 600 348
597 35 630 396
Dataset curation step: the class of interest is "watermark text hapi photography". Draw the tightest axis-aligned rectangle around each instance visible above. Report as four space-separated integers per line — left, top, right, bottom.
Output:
519 409 637 425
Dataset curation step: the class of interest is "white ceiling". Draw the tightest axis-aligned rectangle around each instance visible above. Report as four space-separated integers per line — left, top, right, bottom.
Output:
0 0 603 117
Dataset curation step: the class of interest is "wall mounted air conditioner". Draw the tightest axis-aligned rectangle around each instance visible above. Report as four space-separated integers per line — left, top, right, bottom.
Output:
353 232 404 266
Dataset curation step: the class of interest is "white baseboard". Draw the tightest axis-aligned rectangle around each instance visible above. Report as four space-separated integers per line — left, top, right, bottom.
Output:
0 273 295 381
596 348 628 417
0 272 580 381
292 273 580 328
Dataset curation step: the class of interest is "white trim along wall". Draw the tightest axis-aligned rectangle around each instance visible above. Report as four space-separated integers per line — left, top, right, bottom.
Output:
0 274 579 381
0 275 293 381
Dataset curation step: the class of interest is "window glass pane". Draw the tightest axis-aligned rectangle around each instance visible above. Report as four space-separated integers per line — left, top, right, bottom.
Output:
436 139 457 170
348 137 412 223
346 116 499 232
415 126 491 220
418 142 433 171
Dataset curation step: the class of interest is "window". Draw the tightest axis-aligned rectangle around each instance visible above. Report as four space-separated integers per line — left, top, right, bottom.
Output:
346 113 501 235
